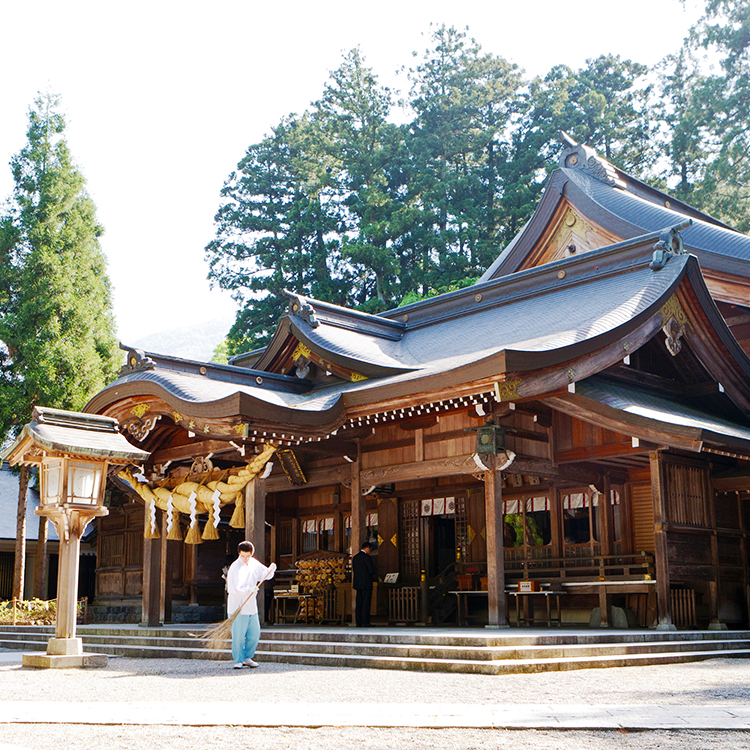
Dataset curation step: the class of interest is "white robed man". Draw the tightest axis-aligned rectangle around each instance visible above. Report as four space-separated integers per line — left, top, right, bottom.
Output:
226 540 275 668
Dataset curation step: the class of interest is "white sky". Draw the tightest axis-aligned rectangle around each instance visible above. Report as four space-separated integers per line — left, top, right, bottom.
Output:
0 0 705 345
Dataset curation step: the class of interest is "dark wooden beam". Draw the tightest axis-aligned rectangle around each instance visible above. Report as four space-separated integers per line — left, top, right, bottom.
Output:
398 414 438 431
148 440 234 466
555 442 658 463
292 438 359 459
266 463 351 493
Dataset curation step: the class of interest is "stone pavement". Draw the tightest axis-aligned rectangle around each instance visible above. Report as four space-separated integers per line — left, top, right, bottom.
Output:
1 698 750 730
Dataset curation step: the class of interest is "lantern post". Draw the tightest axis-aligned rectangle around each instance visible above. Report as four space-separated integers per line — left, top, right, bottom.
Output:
2 407 149 668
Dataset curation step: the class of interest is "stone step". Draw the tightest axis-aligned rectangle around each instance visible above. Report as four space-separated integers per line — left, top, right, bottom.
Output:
251 646 750 674
2 625 750 673
5 624 750 647
6 628 750 659
4 635 750 674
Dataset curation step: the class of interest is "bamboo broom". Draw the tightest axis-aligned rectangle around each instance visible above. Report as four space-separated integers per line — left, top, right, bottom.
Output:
203 562 277 653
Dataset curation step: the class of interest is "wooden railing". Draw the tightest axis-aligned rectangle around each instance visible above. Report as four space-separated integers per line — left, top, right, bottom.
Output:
504 552 655 584
671 587 697 628
388 587 419 623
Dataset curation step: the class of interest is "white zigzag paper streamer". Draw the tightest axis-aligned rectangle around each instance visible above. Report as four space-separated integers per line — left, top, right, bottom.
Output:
149 500 157 535
166 495 174 535
211 489 221 529
188 491 197 528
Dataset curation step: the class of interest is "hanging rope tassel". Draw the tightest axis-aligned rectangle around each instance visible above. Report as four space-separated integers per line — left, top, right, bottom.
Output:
229 491 244 529
166 495 183 541
184 491 203 545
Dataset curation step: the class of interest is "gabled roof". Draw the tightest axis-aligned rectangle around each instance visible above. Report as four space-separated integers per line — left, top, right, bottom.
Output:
234 291 413 380
88 227 750 449
480 140 750 286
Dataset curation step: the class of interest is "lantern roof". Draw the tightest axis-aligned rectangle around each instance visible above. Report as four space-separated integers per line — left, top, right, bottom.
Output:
1 407 150 466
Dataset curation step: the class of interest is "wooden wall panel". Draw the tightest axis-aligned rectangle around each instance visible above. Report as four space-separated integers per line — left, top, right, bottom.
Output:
665 463 709 527
376 497 399 578
631 483 655 553
425 435 474 460
297 485 338 511
124 570 142 596
96 571 123 597
714 492 741 529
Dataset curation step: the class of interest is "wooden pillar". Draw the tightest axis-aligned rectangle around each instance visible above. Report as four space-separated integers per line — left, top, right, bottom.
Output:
188 544 199 606
245 476 267 618
739 492 750 629
33 516 49 599
600 474 613 557
159 513 173 624
550 488 562 560
707 471 726 629
484 455 507 628
649 452 674 630
351 448 363 625
414 428 424 463
141 530 162 627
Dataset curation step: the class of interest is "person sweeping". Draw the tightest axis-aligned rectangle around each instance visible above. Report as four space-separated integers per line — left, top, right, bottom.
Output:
224 540 275 669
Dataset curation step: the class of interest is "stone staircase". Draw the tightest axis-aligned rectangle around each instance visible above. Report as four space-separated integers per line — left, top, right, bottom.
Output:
2 625 750 674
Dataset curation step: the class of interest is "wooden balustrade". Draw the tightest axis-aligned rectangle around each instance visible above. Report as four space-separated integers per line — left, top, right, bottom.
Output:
388 586 420 623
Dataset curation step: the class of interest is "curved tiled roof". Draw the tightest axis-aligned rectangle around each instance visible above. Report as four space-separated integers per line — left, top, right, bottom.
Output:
576 376 750 450
90 238 747 434
481 142 750 282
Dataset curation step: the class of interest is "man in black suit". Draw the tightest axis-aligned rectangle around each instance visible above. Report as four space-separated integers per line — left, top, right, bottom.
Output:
352 541 375 627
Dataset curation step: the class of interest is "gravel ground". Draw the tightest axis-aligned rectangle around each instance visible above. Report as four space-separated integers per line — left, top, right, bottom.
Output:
2 654 750 705
2 655 750 749
2 726 750 750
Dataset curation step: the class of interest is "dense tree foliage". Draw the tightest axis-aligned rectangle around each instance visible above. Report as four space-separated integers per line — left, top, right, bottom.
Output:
207 8 750 355
657 1 750 230
0 93 120 599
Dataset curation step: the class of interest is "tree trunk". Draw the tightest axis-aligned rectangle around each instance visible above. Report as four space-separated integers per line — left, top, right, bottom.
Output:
13 465 30 600
33 514 49 599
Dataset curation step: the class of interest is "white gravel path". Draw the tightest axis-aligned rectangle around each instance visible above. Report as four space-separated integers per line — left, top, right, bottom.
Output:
2 654 750 704
2 655 750 749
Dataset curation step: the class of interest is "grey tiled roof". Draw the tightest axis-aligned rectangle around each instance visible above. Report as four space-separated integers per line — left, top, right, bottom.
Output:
96 245 703 423
577 377 750 448
567 168 750 269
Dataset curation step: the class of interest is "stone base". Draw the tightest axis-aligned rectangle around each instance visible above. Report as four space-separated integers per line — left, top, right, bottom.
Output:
22 652 108 669
589 606 630 628
47 637 83 655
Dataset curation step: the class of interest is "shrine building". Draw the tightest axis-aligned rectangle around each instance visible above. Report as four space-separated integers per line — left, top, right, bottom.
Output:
84 137 750 630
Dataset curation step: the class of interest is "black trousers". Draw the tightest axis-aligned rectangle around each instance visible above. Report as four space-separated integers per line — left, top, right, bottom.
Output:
355 586 372 626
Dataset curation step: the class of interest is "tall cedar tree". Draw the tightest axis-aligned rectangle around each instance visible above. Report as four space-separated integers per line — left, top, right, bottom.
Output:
209 19 750 352
0 94 120 599
683 0 750 231
316 49 401 311
407 26 523 290
206 115 347 355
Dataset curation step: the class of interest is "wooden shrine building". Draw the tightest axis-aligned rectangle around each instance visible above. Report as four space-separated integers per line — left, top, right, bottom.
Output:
85 138 750 629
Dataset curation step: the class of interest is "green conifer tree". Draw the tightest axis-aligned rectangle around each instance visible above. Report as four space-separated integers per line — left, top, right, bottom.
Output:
0 93 120 600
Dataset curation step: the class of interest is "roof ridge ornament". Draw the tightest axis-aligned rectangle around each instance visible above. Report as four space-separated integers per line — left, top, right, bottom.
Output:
649 219 693 271
119 347 156 376
283 290 319 328
558 132 620 187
